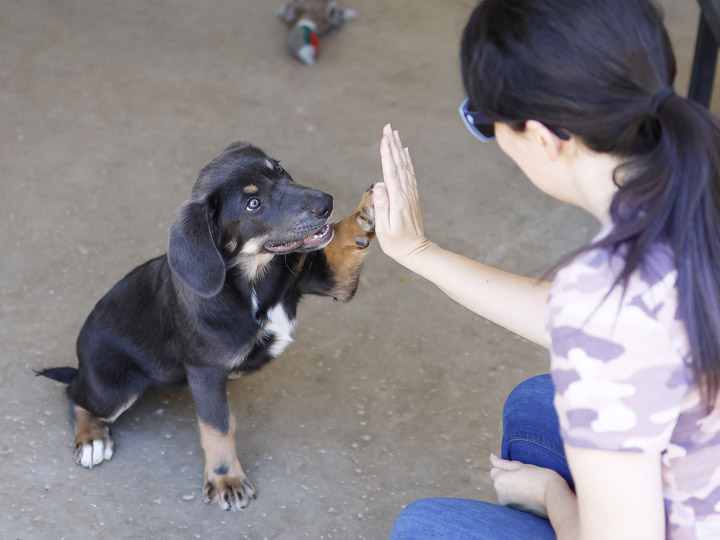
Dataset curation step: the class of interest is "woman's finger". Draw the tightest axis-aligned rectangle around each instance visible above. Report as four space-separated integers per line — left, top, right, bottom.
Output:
387 131 408 182
384 123 402 168
377 134 398 232
383 126 407 174
380 127 401 195
490 453 524 471
372 181 390 233
404 147 416 181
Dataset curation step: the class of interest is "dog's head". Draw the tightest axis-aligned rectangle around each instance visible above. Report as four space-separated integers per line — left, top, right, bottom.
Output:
168 141 334 297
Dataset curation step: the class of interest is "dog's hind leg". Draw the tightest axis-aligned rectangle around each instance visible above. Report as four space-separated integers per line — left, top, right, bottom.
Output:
65 353 145 468
38 363 138 468
187 366 256 510
69 390 139 468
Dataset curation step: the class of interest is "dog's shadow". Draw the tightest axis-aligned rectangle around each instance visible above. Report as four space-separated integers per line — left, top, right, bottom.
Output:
105 379 269 471
109 386 197 458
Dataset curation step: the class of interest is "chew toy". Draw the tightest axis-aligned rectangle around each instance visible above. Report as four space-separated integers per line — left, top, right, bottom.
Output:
277 0 357 65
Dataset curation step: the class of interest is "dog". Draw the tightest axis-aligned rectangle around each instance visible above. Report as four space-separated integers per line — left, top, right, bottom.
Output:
37 141 375 510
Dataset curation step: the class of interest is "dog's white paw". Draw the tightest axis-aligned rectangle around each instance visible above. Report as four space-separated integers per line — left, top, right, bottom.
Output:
76 437 114 468
73 410 114 469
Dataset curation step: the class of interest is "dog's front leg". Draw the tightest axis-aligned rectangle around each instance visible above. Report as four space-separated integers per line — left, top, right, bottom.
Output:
322 185 376 301
187 366 256 510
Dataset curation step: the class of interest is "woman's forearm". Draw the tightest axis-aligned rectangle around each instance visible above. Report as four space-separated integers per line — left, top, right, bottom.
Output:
400 241 551 347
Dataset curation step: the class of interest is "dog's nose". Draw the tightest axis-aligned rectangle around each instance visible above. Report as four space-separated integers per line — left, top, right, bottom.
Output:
312 194 333 220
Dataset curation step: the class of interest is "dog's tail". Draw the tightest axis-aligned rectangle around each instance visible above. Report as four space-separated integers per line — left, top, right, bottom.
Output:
35 367 78 384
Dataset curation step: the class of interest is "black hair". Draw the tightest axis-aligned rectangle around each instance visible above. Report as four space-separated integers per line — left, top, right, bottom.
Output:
461 0 720 407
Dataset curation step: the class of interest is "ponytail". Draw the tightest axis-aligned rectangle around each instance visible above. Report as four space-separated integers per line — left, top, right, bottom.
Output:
598 95 720 407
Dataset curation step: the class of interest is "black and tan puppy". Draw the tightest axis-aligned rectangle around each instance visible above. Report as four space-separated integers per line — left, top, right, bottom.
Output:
37 141 375 510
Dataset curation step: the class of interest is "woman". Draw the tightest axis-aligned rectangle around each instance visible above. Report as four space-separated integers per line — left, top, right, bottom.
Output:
373 0 720 538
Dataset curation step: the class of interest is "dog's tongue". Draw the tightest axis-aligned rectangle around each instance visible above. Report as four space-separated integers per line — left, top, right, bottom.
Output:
266 224 333 253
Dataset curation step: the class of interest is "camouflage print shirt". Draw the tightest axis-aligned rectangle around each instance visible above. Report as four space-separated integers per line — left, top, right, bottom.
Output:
548 228 720 539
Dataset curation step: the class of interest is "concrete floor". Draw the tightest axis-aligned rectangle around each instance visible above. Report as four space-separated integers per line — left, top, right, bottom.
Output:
0 1 714 538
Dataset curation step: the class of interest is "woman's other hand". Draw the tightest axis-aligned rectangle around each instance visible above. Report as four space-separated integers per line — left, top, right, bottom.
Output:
490 453 569 519
374 124 432 267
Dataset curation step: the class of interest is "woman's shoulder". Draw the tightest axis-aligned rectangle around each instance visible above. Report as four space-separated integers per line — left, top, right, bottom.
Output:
547 224 687 371
549 226 678 324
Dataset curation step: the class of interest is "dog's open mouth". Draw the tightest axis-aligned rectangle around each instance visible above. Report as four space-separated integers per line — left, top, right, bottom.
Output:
264 224 334 254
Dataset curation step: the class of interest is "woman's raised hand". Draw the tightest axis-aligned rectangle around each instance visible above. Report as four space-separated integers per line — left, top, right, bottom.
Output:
373 124 431 267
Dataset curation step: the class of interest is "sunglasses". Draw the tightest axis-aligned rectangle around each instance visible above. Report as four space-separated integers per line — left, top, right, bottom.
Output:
459 99 570 142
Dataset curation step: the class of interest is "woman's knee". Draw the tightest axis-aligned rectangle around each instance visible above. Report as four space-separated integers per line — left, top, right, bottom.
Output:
506 374 554 406
389 498 446 540
502 374 555 430
500 375 573 489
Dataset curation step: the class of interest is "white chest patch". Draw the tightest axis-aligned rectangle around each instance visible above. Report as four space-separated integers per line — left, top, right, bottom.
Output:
264 304 296 357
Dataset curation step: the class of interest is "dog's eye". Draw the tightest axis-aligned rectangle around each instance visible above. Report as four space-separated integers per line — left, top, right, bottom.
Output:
246 198 261 211
275 164 284 175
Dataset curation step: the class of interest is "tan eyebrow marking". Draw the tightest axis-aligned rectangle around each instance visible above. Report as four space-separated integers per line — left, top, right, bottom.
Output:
265 159 274 170
244 185 258 194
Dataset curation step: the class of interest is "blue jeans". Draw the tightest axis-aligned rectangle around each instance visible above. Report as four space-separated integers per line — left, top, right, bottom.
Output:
388 374 572 540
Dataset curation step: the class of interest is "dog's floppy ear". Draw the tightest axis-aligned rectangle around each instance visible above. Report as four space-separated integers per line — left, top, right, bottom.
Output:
168 200 226 298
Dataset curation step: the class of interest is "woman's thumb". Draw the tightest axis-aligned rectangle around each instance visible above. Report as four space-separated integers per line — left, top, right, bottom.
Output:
372 182 389 231
490 453 523 471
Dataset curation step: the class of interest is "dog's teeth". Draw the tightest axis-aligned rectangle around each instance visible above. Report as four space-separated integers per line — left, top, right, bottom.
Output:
313 225 329 238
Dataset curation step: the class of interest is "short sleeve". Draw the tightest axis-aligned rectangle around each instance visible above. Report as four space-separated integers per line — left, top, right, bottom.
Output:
548 247 690 454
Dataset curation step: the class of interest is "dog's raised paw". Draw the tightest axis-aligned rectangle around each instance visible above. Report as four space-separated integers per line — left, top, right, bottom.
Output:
353 186 375 247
